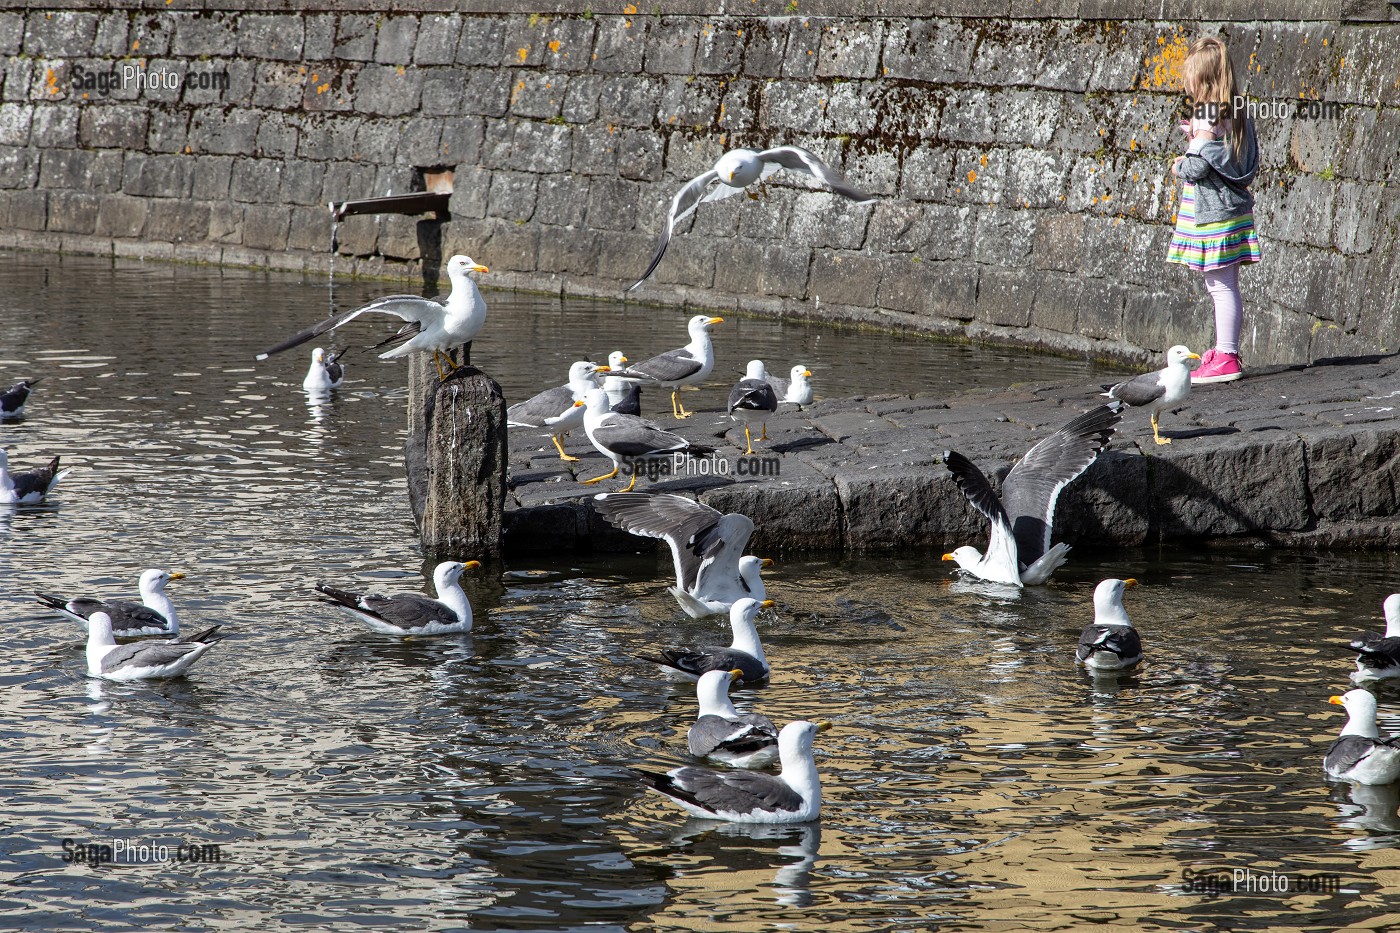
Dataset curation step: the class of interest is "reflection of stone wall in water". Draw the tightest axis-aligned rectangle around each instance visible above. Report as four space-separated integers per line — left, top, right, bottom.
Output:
4 3 1397 366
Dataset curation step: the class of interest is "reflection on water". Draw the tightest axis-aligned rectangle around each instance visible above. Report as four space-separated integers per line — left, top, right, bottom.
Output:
1 252 1398 930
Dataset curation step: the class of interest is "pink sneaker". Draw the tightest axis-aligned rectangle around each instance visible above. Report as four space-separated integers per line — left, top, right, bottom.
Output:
1191 349 1243 384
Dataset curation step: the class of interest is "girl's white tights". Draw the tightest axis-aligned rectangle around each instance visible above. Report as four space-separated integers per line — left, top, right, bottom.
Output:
1202 264 1242 355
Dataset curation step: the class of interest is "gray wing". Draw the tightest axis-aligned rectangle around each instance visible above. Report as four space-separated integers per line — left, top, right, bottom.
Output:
76 598 170 633
651 646 768 684
999 404 1121 565
766 375 790 398
756 145 875 202
668 766 804 815
257 294 448 359
728 378 778 416
1352 635 1400 671
1326 735 1400 776
11 458 60 500
1105 372 1166 408
1076 623 1141 663
617 349 703 384
627 169 720 292
100 641 204 674
592 413 692 458
508 384 575 427
592 493 751 592
1 380 35 414
360 593 460 630
688 714 779 758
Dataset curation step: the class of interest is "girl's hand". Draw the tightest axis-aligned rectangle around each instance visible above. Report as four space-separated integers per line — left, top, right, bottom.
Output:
1171 155 1185 177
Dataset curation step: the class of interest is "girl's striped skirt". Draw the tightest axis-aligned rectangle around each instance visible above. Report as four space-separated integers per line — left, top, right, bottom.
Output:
1166 184 1261 270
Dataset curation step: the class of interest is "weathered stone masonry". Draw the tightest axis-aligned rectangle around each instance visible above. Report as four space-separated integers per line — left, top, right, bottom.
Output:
2 1 1397 367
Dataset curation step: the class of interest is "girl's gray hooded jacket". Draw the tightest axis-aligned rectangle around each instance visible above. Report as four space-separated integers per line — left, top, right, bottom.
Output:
1178 117 1259 224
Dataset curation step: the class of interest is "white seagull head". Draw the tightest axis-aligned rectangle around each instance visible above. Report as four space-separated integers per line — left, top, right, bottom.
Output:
744 359 768 380
434 559 481 590
1383 593 1400 635
686 315 724 341
446 255 490 278
577 387 611 416
1330 688 1381 738
1093 578 1137 625
607 350 629 370
941 545 984 573
1166 345 1200 370
138 568 184 596
695 668 742 717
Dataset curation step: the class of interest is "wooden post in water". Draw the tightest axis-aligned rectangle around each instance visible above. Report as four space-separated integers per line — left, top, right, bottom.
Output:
404 347 507 557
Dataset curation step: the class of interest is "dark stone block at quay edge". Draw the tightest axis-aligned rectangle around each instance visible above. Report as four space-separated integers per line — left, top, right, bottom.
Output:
501 355 1400 556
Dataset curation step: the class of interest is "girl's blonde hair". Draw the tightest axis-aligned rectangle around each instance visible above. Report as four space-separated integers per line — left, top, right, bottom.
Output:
1182 36 1245 158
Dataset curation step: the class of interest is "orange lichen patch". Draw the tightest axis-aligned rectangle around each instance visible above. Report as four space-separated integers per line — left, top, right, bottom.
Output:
317 83 329 94
1129 138 1138 150
979 153 988 167
396 65 405 76
967 169 978 183
1142 31 1189 90
1323 37 1329 46
132 39 140 50
517 46 529 63
548 40 560 52
623 3 637 12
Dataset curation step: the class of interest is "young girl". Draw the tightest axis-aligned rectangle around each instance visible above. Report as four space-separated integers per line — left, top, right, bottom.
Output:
1167 36 1260 384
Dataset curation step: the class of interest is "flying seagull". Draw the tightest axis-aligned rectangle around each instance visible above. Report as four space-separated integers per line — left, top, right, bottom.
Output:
611 315 723 419
507 361 611 462
628 145 874 291
633 720 831 823
688 669 780 769
942 403 1122 586
1349 593 1400 684
0 450 71 505
85 612 223 681
728 360 779 455
1102 345 1200 446
257 254 489 380
767 365 814 407
1325 689 1400 785
592 491 770 618
303 347 346 392
0 378 39 420
576 389 715 491
638 597 773 685
37 568 186 637
316 560 482 636
1075 578 1143 670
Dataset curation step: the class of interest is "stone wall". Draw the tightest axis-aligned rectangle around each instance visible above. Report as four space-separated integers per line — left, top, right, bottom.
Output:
3 1 1398 365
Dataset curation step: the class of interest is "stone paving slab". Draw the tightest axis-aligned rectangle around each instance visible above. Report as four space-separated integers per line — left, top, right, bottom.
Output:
503 354 1400 555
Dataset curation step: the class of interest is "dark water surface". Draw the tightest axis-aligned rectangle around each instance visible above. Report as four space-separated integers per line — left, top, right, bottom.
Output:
2 252 1397 931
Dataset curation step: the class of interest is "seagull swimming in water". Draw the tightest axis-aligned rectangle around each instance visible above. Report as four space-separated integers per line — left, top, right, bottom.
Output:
634 720 831 823
37 568 186 637
942 403 1122 586
0 379 39 420
1349 593 1400 684
628 146 874 291
257 254 489 380
1075 578 1143 670
1325 689 1400 785
316 560 482 636
303 347 346 392
85 612 223 681
592 491 770 618
0 450 71 505
1102 345 1200 446
638 597 773 685
688 669 780 769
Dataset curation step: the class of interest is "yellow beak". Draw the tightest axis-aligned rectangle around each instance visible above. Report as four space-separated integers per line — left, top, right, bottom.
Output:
470 263 489 274
464 560 482 570
760 558 775 568
760 599 775 608
595 365 611 373
1123 578 1138 588
573 400 585 408
707 316 725 325
1329 695 1345 705
802 370 812 377
728 669 743 681
618 355 628 363
941 553 956 561
1187 352 1201 360
815 721 833 732
168 572 186 580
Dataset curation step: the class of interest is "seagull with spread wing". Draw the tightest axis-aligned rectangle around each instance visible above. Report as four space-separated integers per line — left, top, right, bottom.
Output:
592 491 770 618
627 146 874 291
942 403 1122 586
257 254 489 380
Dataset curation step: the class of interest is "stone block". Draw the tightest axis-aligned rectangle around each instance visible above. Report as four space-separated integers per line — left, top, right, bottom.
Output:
448 166 489 220
170 11 238 56
543 17 596 73
696 21 745 75
412 13 460 65
238 14 303 61
439 116 484 163
758 80 825 132
354 65 422 117
1004 148 1068 209
783 18 822 78
303 14 335 59
975 268 1035 328
789 191 872 250
537 225 599 272
808 251 882 309
646 18 697 74
487 170 537 221
816 19 881 79
77 105 146 149
147 199 212 244
23 11 97 57
940 88 997 145
586 175 638 232
30 105 77 148
295 113 359 161
251 61 304 110
901 145 952 202
40 148 121 191
229 157 280 203
561 73 601 122
147 108 188 152
320 161 378 206
597 76 660 128
508 72 564 119
122 153 191 198
593 15 647 74
241 203 289 250
614 128 661 181
1075 280 1127 340
1028 271 1079 334
1152 436 1311 538
883 19 976 84
1032 211 1085 272
758 245 811 299
375 15 419 65
877 258 969 318
1305 426 1400 520
658 75 723 128
972 208 1035 264
418 67 465 116
335 15 377 61
8 189 47 229
46 190 98 234
188 107 258 155
190 156 232 200
971 21 1042 87
571 123 619 176
95 195 148 238
278 160 323 206
535 173 587 227
0 145 37 188
0 12 22 55
741 19 787 77
457 17 504 66
1056 451 1153 548
823 82 878 136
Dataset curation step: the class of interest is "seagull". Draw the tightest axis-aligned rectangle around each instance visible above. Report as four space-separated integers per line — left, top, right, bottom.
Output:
37 569 186 637
610 315 723 419
303 347 346 392
1102 345 1200 446
942 403 1122 586
576 389 715 491
507 361 611 462
603 350 642 417
637 597 772 685
767 365 814 407
0 450 72 505
316 560 482 636
1349 593 1400 684
85 612 223 681
688 669 780 768
1075 578 1143 670
257 254 489 380
628 145 874 291
592 491 770 618
633 720 831 823
0 378 39 420
728 361 779 455
1325 689 1400 785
